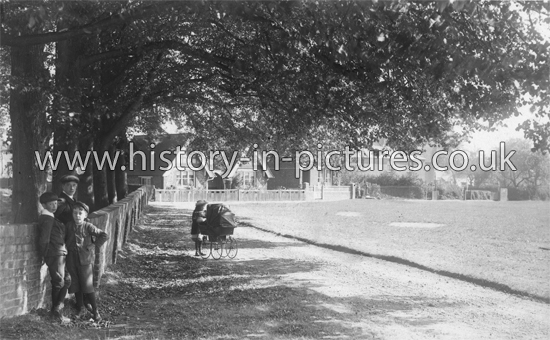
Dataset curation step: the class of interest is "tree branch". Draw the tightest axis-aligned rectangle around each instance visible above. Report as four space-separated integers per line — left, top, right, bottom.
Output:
208 19 247 45
100 51 164 149
79 49 130 68
1 5 154 47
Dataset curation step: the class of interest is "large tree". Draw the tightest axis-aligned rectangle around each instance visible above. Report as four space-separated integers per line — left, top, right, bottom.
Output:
1 0 548 221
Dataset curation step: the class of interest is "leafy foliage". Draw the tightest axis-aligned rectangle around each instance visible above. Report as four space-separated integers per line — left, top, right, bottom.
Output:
2 0 548 152
1 0 549 217
342 170 423 187
496 138 550 199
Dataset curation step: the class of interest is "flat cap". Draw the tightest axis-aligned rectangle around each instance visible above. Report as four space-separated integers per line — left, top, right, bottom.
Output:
60 174 80 184
39 192 58 204
73 201 89 214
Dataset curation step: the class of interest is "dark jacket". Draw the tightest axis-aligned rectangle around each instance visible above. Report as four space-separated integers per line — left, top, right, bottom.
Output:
66 221 109 266
191 209 206 234
37 211 68 258
55 192 76 225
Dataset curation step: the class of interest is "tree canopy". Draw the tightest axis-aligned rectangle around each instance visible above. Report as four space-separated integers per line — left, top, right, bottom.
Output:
1 0 549 221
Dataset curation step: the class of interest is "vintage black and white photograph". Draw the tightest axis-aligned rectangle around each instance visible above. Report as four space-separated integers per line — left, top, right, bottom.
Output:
0 0 549 339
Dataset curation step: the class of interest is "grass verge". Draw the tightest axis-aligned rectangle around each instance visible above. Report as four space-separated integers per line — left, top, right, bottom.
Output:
231 199 550 300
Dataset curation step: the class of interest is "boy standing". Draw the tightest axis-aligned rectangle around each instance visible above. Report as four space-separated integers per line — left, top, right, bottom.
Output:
55 175 79 224
37 192 71 319
65 201 108 322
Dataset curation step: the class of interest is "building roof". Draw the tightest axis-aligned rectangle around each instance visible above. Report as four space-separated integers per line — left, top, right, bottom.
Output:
128 134 190 176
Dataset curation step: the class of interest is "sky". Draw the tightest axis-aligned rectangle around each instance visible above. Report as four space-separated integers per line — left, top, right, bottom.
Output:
461 105 546 153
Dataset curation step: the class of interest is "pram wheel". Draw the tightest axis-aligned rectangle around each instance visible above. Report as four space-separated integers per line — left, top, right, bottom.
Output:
211 238 223 260
224 236 238 259
199 237 210 259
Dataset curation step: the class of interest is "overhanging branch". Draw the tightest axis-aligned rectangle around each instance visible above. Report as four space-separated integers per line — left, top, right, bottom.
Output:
1 5 154 47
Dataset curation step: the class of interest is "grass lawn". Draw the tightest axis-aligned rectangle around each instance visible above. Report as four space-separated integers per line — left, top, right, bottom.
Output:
230 200 550 301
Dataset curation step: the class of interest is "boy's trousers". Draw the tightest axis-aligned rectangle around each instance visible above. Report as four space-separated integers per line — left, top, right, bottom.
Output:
44 255 71 306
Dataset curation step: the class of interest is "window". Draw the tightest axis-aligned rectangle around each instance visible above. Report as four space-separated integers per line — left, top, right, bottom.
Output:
240 170 255 187
139 176 152 185
176 170 194 187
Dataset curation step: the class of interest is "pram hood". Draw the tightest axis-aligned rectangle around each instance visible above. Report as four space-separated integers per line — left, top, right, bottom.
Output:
206 203 237 228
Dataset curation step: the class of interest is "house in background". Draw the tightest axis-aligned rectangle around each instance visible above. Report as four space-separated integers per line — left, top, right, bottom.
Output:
264 154 346 190
265 160 321 190
225 159 274 190
161 153 214 189
127 134 193 189
126 134 274 190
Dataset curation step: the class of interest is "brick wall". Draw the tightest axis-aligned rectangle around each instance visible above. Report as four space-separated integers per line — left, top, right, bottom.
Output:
0 224 50 316
0 185 152 318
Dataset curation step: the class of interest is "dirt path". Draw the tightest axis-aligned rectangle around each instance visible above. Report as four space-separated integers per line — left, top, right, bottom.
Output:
240 227 549 339
96 203 549 340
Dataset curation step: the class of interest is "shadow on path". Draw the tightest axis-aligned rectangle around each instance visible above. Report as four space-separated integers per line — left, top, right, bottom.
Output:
94 205 402 339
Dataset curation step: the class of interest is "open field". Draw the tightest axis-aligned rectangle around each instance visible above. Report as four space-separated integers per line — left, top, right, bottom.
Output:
229 200 550 301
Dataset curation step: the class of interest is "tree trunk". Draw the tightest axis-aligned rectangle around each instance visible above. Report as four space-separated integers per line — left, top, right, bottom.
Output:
115 136 128 200
52 28 84 194
92 138 109 211
77 137 94 208
115 165 128 200
106 144 117 204
9 45 50 223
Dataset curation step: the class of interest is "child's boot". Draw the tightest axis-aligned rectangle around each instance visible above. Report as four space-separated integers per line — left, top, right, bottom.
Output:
199 241 206 256
88 292 101 322
50 288 62 318
75 292 87 318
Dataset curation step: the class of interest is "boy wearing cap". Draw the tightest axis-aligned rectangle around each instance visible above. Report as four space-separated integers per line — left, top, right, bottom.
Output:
55 175 79 224
65 201 109 322
37 192 72 319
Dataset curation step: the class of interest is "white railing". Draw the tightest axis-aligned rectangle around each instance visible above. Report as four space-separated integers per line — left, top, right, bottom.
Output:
316 185 352 201
154 189 307 202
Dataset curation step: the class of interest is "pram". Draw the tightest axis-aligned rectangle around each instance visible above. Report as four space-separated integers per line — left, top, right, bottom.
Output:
198 203 238 259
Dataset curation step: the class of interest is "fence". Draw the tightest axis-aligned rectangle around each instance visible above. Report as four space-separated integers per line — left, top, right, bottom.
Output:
154 185 354 203
465 190 495 200
155 189 307 202
359 184 427 199
318 186 354 201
